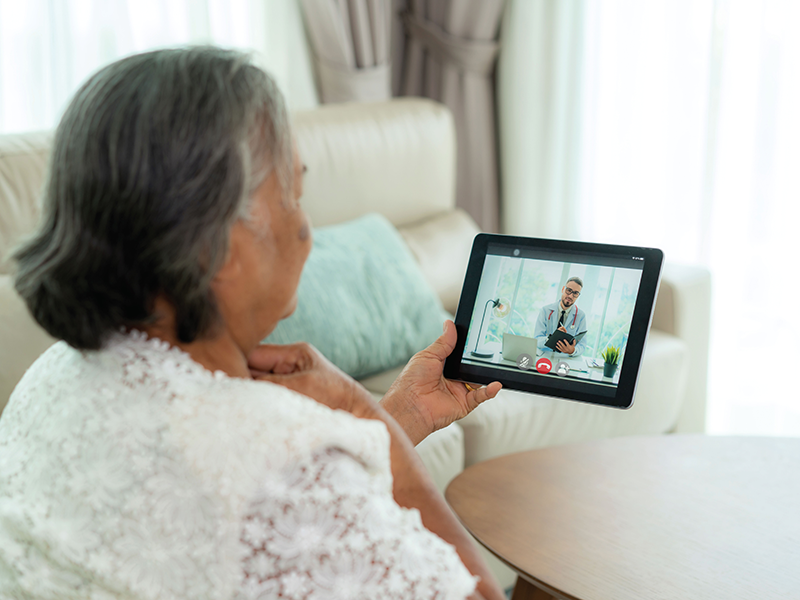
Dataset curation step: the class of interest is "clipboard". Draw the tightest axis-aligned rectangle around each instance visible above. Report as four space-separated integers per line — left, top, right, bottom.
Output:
545 330 587 351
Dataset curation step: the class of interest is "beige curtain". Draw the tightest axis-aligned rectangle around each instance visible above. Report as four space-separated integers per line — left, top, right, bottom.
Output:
300 0 392 103
398 0 505 232
496 0 586 239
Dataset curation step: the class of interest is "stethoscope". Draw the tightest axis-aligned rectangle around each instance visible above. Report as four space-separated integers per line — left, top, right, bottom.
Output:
547 308 578 328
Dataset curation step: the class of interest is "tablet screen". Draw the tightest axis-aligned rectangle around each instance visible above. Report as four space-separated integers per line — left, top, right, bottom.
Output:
444 234 663 409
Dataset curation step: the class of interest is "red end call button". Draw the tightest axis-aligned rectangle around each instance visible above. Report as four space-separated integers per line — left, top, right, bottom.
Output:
535 358 552 374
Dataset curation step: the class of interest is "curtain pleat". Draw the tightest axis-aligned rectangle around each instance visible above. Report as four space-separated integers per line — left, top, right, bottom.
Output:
301 0 392 103
398 0 505 232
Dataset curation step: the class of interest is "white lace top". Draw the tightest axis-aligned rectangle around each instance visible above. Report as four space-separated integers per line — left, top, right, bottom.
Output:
0 332 477 599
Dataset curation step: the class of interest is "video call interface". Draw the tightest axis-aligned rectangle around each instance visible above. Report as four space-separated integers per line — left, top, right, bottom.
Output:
461 243 645 393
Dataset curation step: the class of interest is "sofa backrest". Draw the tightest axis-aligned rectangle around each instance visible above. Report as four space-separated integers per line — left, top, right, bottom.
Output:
0 98 475 412
0 132 53 274
294 98 456 227
0 99 457 264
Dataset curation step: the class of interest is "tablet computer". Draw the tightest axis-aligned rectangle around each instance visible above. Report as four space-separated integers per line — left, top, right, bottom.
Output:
444 234 664 409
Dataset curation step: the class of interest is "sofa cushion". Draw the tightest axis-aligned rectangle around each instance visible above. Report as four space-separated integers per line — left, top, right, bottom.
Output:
358 364 406 395
458 330 689 466
398 209 480 315
415 422 465 494
264 213 450 379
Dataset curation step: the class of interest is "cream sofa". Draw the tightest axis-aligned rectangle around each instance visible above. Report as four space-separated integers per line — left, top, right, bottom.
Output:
0 98 710 585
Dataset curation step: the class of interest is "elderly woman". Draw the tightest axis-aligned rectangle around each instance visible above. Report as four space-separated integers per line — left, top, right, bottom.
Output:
0 48 505 599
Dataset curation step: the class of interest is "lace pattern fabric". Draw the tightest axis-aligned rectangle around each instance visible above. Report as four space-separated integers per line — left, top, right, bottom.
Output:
0 332 477 599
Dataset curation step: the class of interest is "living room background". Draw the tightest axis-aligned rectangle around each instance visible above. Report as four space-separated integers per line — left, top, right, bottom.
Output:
1 0 797 436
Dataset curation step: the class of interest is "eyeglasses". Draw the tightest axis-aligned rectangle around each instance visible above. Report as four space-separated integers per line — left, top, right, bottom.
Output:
564 288 581 297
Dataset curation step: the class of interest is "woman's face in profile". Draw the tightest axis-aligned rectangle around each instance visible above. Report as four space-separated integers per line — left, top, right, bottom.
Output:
214 143 312 344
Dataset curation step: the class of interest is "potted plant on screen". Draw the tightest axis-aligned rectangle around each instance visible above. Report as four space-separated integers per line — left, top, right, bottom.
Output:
601 345 621 378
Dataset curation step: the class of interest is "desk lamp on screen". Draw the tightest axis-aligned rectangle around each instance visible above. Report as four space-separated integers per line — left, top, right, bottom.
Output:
471 297 510 358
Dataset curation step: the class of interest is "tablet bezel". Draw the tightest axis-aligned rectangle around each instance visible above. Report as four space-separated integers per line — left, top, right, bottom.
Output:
443 234 664 409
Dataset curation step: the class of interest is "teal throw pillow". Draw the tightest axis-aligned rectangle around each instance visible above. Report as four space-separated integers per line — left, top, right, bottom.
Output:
263 213 450 379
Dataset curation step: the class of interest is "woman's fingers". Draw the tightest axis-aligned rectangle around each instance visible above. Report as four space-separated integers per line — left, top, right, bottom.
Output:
247 344 295 372
483 381 503 400
247 342 317 374
252 370 309 395
415 320 457 364
461 380 502 407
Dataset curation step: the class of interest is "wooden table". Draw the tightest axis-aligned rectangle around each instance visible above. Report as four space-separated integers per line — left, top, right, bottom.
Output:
445 435 800 600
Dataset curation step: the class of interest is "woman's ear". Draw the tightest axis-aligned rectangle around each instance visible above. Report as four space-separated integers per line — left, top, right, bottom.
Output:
213 222 247 283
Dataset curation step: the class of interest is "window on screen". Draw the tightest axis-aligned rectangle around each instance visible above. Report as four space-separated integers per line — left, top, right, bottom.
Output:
466 255 643 361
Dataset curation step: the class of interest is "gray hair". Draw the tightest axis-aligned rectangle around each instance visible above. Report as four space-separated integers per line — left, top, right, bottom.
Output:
13 47 293 349
566 276 583 288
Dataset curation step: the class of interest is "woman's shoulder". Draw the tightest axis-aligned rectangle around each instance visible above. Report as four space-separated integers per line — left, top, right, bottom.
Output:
6 331 385 458
105 331 388 452
3 331 392 510
171 369 389 470
143 345 392 516
171 369 389 460
2 339 110 431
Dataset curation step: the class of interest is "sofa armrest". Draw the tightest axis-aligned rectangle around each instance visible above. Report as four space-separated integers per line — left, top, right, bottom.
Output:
651 263 712 433
398 209 479 315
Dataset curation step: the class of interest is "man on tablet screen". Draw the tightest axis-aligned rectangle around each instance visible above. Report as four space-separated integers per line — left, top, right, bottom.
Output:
534 277 588 357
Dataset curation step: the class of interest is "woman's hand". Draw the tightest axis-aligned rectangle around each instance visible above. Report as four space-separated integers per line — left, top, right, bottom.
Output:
381 320 502 446
247 342 378 420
